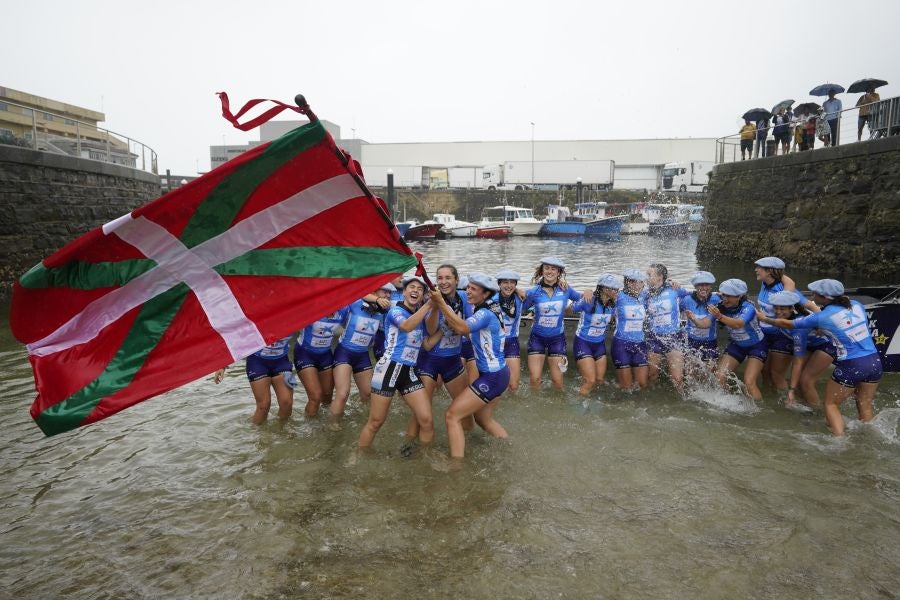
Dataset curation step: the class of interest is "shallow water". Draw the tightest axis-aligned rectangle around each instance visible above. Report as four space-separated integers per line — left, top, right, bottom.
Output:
1 235 899 598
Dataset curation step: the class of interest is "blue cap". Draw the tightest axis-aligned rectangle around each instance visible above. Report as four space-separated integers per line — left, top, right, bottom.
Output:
623 268 647 282
540 256 566 269
467 271 499 292
495 269 521 282
379 282 396 292
768 290 801 306
457 276 469 290
755 256 785 269
719 278 748 296
808 279 844 298
402 275 428 289
596 273 622 289
690 271 716 285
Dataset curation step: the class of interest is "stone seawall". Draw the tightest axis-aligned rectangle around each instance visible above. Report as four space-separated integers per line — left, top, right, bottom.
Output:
0 146 161 300
697 136 900 281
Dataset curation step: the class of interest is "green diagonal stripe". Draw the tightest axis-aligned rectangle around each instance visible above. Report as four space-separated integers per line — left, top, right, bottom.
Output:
179 120 327 249
35 284 189 436
215 247 416 278
19 259 157 289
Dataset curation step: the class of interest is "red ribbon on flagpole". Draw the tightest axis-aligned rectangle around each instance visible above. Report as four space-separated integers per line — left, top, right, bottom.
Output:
217 92 305 131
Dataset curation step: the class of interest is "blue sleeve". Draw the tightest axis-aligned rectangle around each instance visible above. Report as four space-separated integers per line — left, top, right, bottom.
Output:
568 287 583 302
676 287 690 299
738 303 756 324
387 307 407 327
466 308 491 333
571 298 589 313
792 312 821 330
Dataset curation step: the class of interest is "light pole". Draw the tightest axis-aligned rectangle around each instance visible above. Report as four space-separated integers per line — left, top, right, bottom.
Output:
530 122 535 189
387 169 395 221
576 177 583 203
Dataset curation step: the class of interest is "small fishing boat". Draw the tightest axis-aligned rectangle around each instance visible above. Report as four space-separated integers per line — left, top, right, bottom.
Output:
425 213 477 238
479 205 543 236
620 213 649 234
647 204 691 237
475 225 512 238
584 215 627 235
539 205 586 237
402 220 443 240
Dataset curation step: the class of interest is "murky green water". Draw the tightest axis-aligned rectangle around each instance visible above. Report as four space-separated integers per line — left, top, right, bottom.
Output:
1 235 898 598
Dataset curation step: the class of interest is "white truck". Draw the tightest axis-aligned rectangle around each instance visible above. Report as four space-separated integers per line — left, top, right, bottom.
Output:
660 161 714 193
481 160 615 191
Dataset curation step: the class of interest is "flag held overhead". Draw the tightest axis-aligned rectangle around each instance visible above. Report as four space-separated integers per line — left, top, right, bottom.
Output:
12 94 417 436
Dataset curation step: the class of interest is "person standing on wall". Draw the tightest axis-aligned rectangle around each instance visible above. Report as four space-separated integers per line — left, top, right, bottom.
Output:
822 90 842 146
739 119 756 160
754 117 769 158
856 86 880 141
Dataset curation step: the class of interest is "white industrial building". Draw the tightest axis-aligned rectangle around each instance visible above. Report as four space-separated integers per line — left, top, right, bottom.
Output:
209 121 717 191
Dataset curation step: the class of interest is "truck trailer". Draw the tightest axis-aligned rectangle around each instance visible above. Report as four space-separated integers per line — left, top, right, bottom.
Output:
481 160 615 191
660 161 714 193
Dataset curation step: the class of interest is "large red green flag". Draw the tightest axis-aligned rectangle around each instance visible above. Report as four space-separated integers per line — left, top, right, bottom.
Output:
11 97 417 436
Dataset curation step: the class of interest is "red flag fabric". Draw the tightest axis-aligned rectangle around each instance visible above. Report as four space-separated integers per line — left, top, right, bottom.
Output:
11 115 416 436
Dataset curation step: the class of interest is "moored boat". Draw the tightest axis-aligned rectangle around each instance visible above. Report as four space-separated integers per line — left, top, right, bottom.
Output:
475 225 512 238
849 285 900 372
540 205 586 237
585 215 627 236
647 204 691 237
479 205 543 236
426 213 477 238
404 221 443 240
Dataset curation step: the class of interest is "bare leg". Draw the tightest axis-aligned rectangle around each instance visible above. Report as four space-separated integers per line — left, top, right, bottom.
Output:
298 367 325 417
353 369 372 405
527 353 546 389
358 392 392 448
743 358 765 401
402 388 435 445
616 366 634 390
272 374 294 419
547 356 564 390
318 368 335 406
823 379 855 436
446 388 499 458
249 377 274 424
799 350 833 409
331 363 354 419
506 357 521 392
577 356 596 395
766 352 792 394
633 365 649 390
647 352 662 383
665 350 685 393
716 355 740 389
407 375 438 439
854 381 879 423
474 401 508 439
445 373 475 431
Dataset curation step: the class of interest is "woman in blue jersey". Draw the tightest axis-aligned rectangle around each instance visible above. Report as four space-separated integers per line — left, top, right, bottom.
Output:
293 307 348 418
679 271 721 373
522 257 582 390
571 273 619 395
612 269 649 390
644 263 686 392
330 291 389 423
213 335 294 424
430 272 509 458
370 282 398 362
358 276 439 451
753 256 801 396
759 279 883 436
707 278 767 401
495 269 526 392
762 291 829 412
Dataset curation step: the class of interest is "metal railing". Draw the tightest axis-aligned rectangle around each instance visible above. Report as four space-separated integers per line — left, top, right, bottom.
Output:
0 98 158 174
715 95 899 164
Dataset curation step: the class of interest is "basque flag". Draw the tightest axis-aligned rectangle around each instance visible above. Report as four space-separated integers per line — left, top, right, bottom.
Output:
11 97 416 436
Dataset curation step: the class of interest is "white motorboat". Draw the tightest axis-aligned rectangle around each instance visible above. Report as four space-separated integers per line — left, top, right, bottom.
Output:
478 205 543 236
424 213 477 238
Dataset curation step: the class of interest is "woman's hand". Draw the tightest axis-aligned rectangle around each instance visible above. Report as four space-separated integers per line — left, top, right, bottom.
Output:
214 369 225 384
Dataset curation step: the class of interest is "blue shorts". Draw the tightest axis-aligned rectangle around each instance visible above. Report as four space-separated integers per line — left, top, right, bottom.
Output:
294 346 335 372
503 336 521 359
470 367 511 403
646 331 685 354
831 354 883 387
528 332 567 357
246 354 293 382
574 336 607 361
417 351 465 382
808 340 837 361
687 338 720 362
763 329 793 355
461 338 474 361
611 337 648 369
370 359 424 397
333 345 373 373
725 339 768 363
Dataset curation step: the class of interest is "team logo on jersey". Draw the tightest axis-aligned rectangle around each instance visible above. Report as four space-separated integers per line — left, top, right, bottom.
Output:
478 383 490 393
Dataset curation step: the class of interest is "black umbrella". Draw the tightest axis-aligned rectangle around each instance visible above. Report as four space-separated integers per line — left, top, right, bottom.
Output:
742 108 772 122
771 99 794 114
794 102 821 116
847 78 888 93
809 83 845 96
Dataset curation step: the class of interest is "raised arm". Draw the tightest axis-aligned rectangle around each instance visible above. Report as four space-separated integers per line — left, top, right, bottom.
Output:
430 289 470 335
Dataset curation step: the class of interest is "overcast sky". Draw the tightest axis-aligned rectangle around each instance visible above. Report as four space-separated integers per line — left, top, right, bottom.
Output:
4 0 898 175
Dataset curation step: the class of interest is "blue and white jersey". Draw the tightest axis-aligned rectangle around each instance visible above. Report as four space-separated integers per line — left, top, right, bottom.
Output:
523 284 581 336
253 335 292 359
678 290 721 342
338 300 382 353
431 290 471 357
613 291 647 342
296 308 348 354
571 297 615 343
792 301 877 361
722 301 764 347
466 306 506 373
493 292 523 340
781 326 812 357
642 285 682 336
382 303 426 366
757 281 787 332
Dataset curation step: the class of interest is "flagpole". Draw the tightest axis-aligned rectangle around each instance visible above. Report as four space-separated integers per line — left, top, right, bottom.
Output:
294 95 434 289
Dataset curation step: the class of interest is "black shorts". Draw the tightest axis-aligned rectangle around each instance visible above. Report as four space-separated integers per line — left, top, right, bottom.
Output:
370 358 424 397
740 139 753 151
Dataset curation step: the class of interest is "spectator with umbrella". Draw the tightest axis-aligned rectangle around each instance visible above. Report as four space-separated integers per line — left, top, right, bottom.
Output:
743 108 772 158
771 99 793 155
794 103 820 151
810 83 845 146
849 78 887 141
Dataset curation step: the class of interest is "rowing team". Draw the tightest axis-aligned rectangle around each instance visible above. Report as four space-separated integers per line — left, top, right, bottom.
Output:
215 255 885 456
